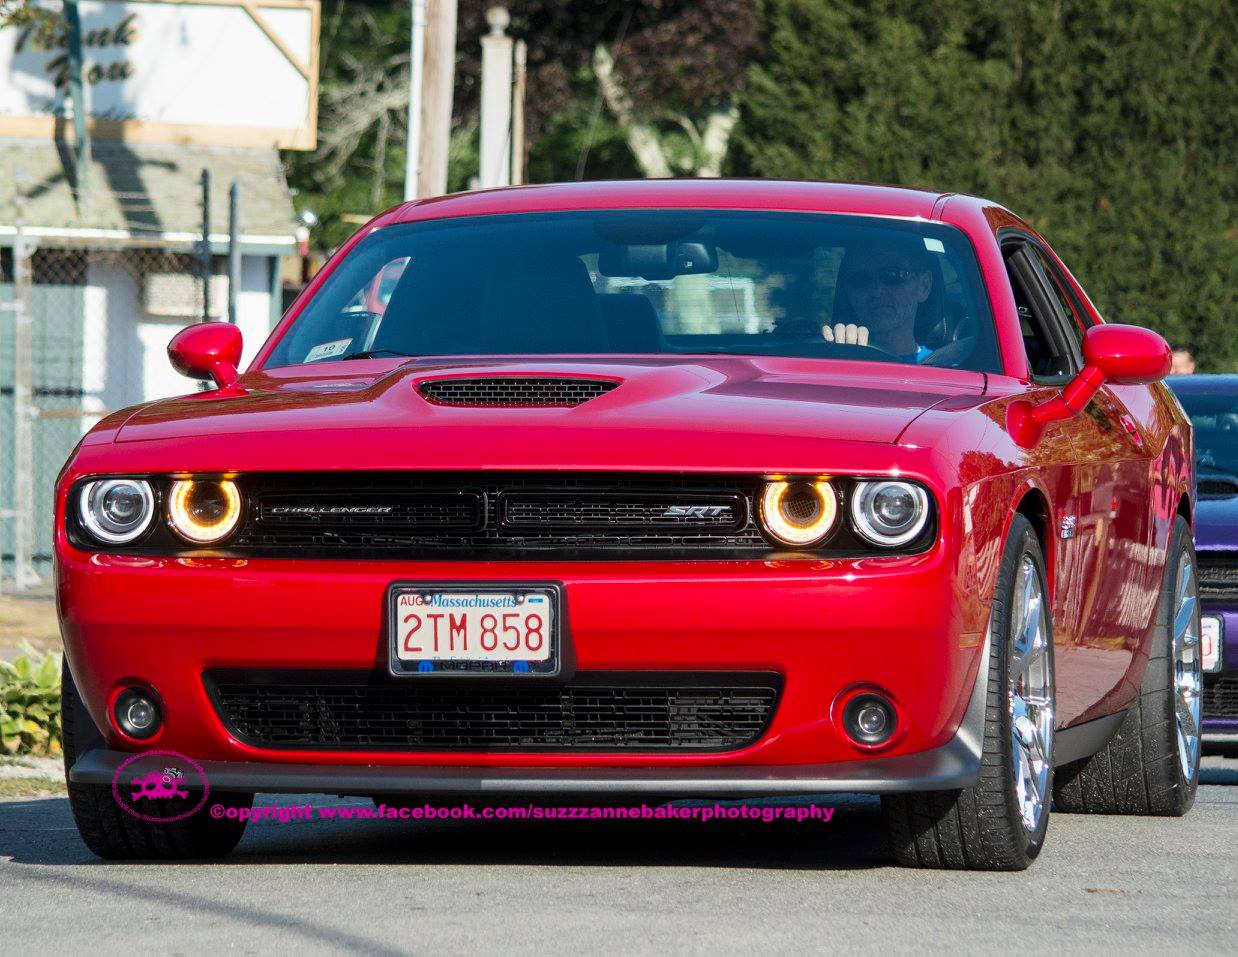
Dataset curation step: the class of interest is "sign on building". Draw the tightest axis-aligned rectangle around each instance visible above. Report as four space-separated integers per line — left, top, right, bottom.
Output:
0 0 319 149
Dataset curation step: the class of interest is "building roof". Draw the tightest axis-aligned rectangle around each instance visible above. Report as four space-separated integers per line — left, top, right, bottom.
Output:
0 138 299 251
388 179 955 226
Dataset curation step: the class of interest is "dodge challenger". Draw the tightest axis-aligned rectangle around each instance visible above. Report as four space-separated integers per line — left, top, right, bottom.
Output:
57 180 1200 869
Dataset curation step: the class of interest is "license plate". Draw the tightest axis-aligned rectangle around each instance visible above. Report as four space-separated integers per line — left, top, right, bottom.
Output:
387 584 560 677
1202 615 1223 674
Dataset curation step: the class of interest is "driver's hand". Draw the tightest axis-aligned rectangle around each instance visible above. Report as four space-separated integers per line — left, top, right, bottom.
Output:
821 323 869 346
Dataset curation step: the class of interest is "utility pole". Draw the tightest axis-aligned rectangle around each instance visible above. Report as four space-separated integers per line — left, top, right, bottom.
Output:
403 0 427 201
418 0 457 198
200 168 212 322
478 6 513 189
63 0 91 211
227 182 240 324
510 38 527 186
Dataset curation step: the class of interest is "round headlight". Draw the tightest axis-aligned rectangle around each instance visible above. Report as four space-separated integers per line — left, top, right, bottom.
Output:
166 479 242 544
850 480 930 547
758 480 838 548
78 479 155 545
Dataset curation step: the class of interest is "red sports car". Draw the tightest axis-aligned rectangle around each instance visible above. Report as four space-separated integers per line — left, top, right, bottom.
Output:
57 180 1201 870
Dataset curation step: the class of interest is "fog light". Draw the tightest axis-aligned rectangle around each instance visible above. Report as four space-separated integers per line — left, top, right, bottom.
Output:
114 689 162 740
842 692 896 747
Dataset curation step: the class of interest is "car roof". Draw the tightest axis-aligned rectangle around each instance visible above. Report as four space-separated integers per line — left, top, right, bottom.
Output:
1166 374 1238 394
387 179 966 225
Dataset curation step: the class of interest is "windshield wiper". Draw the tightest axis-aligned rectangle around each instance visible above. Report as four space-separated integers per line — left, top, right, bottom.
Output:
342 350 413 361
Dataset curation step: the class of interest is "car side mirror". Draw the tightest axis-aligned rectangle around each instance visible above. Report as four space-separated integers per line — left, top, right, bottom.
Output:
167 322 243 389
1007 324 1171 448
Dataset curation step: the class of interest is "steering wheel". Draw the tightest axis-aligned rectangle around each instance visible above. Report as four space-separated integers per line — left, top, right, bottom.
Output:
776 339 906 363
921 336 978 368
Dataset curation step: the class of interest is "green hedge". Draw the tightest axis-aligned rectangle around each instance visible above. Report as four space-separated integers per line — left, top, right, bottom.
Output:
732 0 1236 369
1 647 62 757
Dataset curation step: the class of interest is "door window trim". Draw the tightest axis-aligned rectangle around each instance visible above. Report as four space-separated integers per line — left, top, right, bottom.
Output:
1000 235 1083 384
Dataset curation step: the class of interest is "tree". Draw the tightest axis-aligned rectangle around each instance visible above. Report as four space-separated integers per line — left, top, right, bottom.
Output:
451 1 760 179
732 0 1237 370
289 1 762 247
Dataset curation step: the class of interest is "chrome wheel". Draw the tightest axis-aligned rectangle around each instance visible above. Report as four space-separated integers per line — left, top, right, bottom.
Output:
1172 557 1202 782
1010 554 1054 833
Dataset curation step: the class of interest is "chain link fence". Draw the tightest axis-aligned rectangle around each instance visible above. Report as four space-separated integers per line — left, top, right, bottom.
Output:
1 228 212 591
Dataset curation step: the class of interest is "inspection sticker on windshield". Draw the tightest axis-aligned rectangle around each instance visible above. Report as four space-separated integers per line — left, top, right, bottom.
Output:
305 338 352 362
1202 615 1222 673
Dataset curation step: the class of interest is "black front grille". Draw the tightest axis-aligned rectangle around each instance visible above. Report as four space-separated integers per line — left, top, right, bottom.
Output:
1204 677 1238 721
418 377 619 407
207 671 781 752
498 490 746 533
258 491 484 531
231 473 770 555
1199 479 1238 499
1199 553 1238 600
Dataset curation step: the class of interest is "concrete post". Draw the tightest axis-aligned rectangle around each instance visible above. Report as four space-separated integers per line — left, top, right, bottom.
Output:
403 0 427 201
478 7 513 189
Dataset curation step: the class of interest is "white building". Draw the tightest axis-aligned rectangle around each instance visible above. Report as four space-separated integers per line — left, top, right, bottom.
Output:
0 0 317 584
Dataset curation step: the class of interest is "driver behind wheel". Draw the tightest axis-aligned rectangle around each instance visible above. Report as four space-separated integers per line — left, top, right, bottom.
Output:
824 237 942 363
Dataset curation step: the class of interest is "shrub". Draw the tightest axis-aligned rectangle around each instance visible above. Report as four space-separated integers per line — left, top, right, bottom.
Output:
0 645 62 757
732 0 1237 370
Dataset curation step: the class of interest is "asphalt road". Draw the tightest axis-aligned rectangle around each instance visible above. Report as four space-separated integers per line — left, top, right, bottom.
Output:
2 756 1235 954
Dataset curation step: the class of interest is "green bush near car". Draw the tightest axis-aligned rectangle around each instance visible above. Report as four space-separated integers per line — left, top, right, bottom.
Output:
1 646 62 756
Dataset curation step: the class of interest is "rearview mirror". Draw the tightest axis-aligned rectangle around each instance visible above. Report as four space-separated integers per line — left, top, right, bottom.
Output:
168 322 243 389
598 240 719 280
1008 324 1170 448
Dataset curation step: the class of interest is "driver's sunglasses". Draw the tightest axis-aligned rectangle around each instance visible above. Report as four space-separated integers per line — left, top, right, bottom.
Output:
844 268 921 288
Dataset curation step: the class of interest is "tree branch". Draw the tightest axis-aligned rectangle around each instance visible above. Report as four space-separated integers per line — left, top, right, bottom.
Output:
592 43 671 179
697 104 739 177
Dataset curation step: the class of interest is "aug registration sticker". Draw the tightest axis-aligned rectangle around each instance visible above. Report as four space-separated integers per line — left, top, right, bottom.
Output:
1202 615 1222 673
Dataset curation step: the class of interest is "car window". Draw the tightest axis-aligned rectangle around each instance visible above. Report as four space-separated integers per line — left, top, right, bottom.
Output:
1029 245 1088 357
1169 387 1238 477
266 211 1002 373
1003 242 1080 381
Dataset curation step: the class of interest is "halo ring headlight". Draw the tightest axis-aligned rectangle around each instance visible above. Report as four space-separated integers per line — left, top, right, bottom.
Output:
78 479 155 545
758 480 838 548
850 480 930 547
166 479 242 544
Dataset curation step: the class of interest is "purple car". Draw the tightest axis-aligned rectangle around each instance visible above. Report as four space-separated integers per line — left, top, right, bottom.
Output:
1168 375 1238 743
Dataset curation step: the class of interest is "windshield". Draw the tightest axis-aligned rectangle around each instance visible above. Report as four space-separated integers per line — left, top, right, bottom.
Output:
266 210 1000 372
1171 386 1238 476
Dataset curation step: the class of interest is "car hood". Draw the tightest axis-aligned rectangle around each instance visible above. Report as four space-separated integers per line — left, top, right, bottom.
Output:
1195 493 1238 551
111 357 986 469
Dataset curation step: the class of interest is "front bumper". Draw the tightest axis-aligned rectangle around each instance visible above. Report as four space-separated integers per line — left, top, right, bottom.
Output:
69 719 984 797
58 546 988 774
71 632 991 796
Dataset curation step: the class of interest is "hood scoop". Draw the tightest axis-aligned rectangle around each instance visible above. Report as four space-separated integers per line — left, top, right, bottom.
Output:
416 376 620 408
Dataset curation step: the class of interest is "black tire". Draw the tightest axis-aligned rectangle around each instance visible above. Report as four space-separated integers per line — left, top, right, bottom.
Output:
1053 515 1200 816
881 514 1055 870
62 660 252 860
